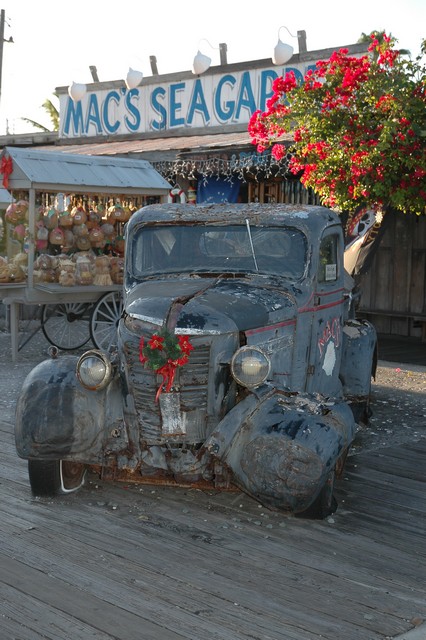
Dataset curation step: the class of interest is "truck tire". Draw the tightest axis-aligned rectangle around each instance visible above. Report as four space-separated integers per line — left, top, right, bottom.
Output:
28 460 86 496
296 468 337 519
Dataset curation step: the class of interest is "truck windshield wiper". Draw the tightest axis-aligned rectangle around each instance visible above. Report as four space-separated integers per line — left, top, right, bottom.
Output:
245 219 259 272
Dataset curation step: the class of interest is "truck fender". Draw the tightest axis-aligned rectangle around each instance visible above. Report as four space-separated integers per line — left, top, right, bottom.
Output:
15 356 122 461
206 391 356 513
340 319 377 397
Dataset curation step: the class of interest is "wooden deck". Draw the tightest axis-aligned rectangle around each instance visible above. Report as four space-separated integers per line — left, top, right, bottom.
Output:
0 360 425 639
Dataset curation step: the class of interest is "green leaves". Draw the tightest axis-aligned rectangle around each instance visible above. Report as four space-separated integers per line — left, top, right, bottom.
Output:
249 34 426 215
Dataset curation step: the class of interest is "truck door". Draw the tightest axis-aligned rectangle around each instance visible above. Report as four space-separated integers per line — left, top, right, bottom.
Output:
305 229 345 396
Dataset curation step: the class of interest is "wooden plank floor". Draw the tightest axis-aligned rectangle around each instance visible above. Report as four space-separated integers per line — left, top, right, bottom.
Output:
0 357 425 639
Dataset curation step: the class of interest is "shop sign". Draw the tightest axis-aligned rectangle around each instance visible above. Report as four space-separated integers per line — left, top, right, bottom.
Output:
59 63 316 139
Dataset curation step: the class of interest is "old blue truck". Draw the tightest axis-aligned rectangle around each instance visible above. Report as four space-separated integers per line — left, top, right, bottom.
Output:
15 203 377 518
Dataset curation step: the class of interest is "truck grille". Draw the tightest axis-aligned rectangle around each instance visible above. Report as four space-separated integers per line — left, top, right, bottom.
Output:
124 337 211 444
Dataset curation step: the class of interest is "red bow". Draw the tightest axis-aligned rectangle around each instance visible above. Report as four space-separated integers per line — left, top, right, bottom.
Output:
0 156 13 188
155 361 177 402
139 332 193 403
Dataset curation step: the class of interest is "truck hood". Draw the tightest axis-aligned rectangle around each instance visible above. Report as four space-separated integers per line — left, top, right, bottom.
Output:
126 277 297 332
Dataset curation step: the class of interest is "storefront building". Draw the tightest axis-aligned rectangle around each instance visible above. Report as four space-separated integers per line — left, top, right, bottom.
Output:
47 41 369 206
1 39 425 341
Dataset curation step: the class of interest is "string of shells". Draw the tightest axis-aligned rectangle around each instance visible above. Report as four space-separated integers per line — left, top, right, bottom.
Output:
2 193 138 285
33 252 124 287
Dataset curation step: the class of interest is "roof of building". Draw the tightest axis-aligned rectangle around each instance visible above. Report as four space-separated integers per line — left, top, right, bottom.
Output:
32 131 263 157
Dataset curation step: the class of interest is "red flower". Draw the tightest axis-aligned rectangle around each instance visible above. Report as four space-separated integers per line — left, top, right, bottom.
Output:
247 30 426 216
272 71 297 94
178 335 194 355
148 334 164 350
272 144 286 161
378 49 399 67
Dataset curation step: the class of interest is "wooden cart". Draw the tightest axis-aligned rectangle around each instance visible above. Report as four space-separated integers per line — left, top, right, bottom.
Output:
0 146 171 360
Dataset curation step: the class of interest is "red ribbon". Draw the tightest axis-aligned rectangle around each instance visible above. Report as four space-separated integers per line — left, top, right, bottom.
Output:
155 361 177 403
0 156 13 189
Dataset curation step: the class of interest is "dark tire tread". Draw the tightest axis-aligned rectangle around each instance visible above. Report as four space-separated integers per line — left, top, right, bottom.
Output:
28 460 86 497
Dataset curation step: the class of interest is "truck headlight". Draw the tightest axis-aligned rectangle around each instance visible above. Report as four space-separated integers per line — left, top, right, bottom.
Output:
231 346 270 389
76 350 113 390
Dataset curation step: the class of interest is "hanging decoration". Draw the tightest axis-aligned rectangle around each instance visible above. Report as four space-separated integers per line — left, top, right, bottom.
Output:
153 149 291 185
187 187 196 204
167 186 187 203
0 155 13 188
139 330 194 402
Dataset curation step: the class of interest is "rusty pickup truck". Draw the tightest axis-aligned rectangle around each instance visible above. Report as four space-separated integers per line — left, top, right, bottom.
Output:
15 203 377 518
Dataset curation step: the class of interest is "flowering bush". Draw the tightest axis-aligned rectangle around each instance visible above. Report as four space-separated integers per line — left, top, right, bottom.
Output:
248 34 426 215
139 330 194 401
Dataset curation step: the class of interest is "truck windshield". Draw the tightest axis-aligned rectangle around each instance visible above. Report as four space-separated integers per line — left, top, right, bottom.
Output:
130 225 307 279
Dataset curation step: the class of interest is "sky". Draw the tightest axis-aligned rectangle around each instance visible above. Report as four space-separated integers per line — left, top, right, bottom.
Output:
0 0 425 136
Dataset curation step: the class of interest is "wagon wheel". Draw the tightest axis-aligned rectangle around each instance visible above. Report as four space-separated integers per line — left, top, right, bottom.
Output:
90 291 123 351
42 302 93 350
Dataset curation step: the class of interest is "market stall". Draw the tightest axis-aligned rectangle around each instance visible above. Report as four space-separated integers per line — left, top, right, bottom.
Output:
0 146 171 360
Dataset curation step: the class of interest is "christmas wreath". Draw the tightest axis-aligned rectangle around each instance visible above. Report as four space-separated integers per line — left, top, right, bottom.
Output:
139 329 194 402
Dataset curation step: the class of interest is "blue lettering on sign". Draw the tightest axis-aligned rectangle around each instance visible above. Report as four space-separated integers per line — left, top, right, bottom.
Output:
151 86 167 130
235 71 256 120
103 91 120 134
63 98 84 136
170 82 185 127
187 79 210 125
60 64 316 137
124 90 142 132
214 74 236 121
86 94 103 134
259 69 278 111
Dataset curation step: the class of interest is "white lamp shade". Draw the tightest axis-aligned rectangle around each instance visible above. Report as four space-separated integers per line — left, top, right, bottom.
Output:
192 50 212 75
68 82 87 102
272 40 294 65
126 68 144 90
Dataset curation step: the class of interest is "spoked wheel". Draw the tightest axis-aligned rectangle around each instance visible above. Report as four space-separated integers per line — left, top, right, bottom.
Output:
90 291 123 351
28 460 86 496
42 302 92 350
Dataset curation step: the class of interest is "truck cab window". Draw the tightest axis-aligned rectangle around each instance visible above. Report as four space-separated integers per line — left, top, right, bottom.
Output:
318 234 339 283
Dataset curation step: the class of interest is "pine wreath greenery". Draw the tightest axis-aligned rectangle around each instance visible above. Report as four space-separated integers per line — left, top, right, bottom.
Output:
139 329 194 401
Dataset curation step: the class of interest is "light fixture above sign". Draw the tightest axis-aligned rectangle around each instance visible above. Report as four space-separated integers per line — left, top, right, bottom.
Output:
192 41 228 75
68 81 87 102
125 68 144 90
192 50 212 75
272 26 296 65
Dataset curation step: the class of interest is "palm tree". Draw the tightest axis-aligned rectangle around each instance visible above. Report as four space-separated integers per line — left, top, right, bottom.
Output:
21 95 59 132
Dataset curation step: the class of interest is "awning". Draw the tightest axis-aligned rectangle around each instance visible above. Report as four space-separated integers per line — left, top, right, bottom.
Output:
1 146 171 196
0 188 13 207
